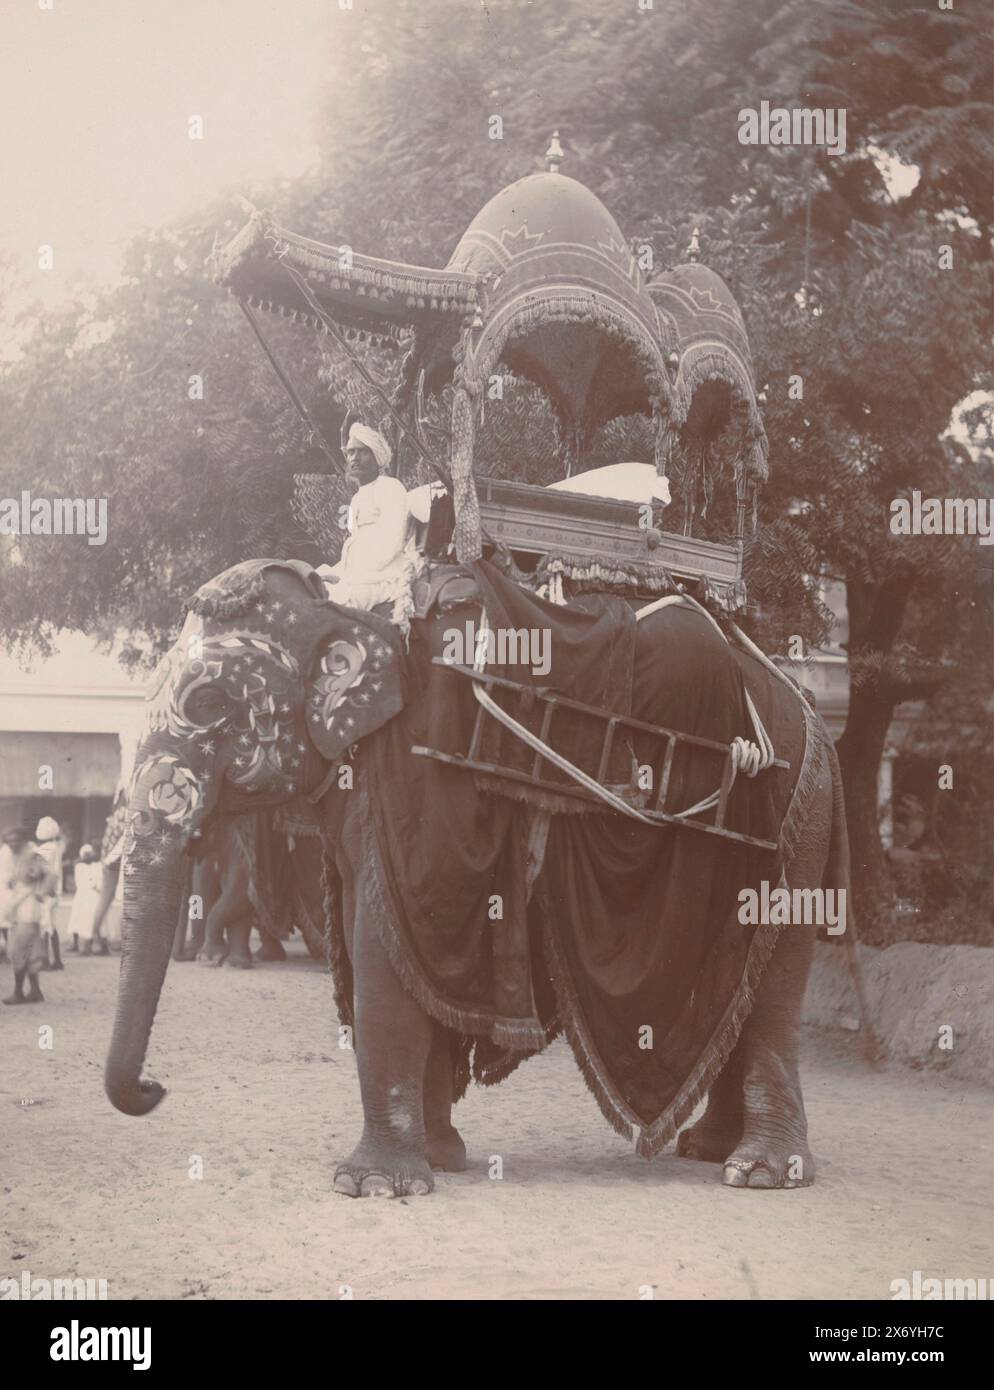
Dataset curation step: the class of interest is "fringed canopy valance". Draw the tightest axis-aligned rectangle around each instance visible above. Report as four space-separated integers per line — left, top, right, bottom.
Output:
438 173 673 449
649 262 768 484
211 207 482 352
211 151 768 604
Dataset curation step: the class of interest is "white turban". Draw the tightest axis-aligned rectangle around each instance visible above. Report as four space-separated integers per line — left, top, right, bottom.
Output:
346 423 392 474
35 816 61 842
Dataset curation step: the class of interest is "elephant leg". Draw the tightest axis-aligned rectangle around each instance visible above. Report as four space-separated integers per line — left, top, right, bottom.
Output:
172 860 198 961
255 928 286 962
676 924 814 1179
187 916 206 958
224 913 254 969
171 908 189 962
675 1051 744 1163
678 737 835 1190
333 905 435 1198
333 813 435 1197
199 886 243 966
424 1024 466 1172
720 922 815 1188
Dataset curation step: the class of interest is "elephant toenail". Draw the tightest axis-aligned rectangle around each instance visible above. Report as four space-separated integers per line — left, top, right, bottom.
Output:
748 1165 776 1188
723 1162 750 1187
360 1174 394 1197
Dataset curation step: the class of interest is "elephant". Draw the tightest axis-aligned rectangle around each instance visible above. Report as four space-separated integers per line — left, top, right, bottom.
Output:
170 810 324 967
171 838 281 967
104 556 850 1198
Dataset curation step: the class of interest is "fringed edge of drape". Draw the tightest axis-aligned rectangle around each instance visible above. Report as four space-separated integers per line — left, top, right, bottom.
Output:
542 553 680 594
187 570 269 622
538 900 641 1145
633 918 784 1158
474 1043 547 1087
231 816 283 939
538 675 823 1158
541 903 786 1159
634 685 822 1156
461 295 671 410
779 702 829 873
359 777 547 1051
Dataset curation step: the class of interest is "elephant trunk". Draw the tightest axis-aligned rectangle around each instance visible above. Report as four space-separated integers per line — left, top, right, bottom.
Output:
104 842 187 1116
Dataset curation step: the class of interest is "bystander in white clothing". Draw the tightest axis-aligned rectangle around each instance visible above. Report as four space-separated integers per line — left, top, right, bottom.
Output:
68 849 103 945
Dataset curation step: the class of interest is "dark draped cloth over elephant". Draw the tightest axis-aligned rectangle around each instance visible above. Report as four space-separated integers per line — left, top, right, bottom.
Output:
349 562 820 1154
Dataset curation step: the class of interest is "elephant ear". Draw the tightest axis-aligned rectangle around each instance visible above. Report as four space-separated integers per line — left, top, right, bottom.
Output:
307 617 404 763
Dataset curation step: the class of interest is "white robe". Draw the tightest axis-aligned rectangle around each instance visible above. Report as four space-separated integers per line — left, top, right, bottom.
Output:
0 844 15 933
68 861 103 941
319 475 422 625
34 838 63 932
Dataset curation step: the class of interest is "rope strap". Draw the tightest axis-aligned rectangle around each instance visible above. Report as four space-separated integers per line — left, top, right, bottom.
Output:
470 602 777 826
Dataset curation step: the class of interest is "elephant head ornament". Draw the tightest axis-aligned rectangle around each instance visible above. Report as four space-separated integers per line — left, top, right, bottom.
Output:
105 559 403 1115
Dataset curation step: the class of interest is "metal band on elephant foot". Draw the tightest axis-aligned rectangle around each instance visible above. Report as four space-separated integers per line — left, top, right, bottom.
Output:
721 1144 814 1190
333 1151 435 1198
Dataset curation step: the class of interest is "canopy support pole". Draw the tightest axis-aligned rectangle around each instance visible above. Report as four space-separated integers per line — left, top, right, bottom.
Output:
278 255 452 490
238 300 342 474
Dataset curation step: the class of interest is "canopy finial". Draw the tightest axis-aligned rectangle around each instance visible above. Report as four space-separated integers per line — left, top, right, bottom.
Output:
686 226 702 263
545 130 564 174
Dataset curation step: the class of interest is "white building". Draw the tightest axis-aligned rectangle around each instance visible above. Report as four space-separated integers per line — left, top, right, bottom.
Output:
0 633 146 865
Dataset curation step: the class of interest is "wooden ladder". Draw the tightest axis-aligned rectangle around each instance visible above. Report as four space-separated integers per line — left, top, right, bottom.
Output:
411 661 788 852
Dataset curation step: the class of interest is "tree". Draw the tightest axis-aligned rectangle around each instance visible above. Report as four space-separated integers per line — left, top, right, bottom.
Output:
297 0 994 932
0 207 340 666
3 0 992 936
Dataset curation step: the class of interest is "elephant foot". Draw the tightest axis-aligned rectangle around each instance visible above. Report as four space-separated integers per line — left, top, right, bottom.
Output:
197 950 227 967
256 939 286 962
675 1123 741 1165
226 953 254 970
426 1124 467 1172
722 1139 814 1190
174 949 198 963
333 1141 434 1198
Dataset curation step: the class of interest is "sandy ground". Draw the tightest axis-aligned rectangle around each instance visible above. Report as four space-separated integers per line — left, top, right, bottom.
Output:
2 921 992 1302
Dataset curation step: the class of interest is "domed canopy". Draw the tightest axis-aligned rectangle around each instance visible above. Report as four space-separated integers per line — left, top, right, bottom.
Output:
443 173 672 442
212 151 767 589
649 261 767 482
